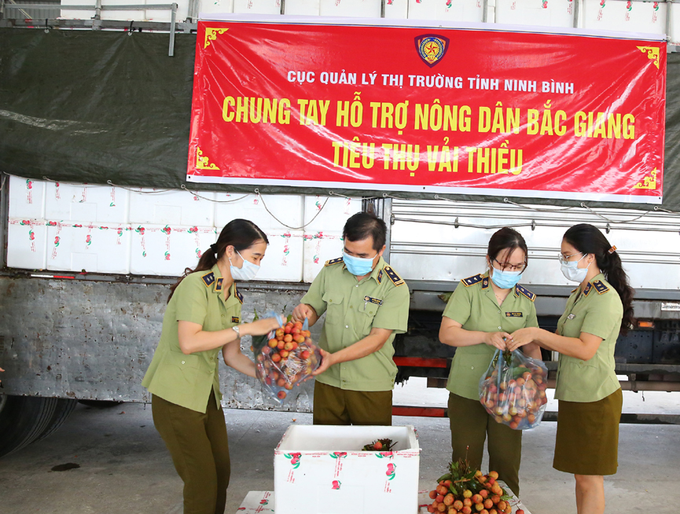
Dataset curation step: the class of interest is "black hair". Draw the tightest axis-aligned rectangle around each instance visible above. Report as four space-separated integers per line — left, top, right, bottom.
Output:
168 219 268 302
563 223 635 334
487 227 528 270
343 212 386 251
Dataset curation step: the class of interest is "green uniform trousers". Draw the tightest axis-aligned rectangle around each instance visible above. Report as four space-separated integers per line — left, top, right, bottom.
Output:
152 393 230 514
448 392 522 496
313 381 392 426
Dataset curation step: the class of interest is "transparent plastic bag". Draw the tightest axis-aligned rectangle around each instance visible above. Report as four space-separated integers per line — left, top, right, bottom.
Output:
478 349 549 430
252 312 321 403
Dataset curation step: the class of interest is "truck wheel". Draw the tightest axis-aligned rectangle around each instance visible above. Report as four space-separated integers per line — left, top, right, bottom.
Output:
33 398 78 443
0 395 60 458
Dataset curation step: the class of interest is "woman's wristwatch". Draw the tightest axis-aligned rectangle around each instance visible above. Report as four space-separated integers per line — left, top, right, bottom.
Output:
232 325 241 338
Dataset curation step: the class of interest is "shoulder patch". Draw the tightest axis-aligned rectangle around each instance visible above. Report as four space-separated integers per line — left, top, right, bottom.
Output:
593 280 610 294
515 284 536 302
235 287 244 304
202 272 215 287
383 266 404 286
462 274 483 287
215 277 224 292
325 256 344 267
583 283 593 296
481 277 490 289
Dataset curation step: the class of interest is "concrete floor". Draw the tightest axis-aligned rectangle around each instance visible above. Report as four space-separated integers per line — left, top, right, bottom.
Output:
0 384 678 514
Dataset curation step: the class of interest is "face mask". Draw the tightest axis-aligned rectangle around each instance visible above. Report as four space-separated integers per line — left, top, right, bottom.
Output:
490 266 523 289
342 250 376 276
560 253 588 283
230 250 260 281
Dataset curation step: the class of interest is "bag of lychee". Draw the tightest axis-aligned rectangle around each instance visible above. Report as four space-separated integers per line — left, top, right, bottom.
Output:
478 349 549 430
252 313 321 403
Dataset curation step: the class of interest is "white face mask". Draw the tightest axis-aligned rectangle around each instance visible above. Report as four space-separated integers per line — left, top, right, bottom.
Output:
230 250 259 281
560 253 588 283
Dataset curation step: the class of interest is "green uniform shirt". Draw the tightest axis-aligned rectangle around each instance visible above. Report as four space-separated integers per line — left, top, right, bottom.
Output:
301 256 410 392
142 264 243 413
555 273 622 403
443 273 539 400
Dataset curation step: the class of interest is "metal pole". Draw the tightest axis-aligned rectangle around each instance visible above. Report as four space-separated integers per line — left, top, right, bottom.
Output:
168 2 176 57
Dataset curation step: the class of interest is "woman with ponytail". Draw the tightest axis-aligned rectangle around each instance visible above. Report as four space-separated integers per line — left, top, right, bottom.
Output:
508 224 634 514
142 219 283 514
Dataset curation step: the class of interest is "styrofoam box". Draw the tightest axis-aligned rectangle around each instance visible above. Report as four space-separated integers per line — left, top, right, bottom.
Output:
128 189 215 227
129 224 217 276
6 219 48 270
384 0 408 19
319 0 381 18
496 0 574 28
302 195 362 233
46 222 132 274
284 0 319 15
408 0 483 23
214 194 304 233
199 0 234 16
8 175 46 219
45 182 129 224
257 230 304 282
303 230 344 283
233 0 282 15
274 425 420 514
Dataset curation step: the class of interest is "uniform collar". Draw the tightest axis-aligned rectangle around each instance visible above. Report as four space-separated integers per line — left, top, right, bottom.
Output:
209 264 237 299
369 256 387 283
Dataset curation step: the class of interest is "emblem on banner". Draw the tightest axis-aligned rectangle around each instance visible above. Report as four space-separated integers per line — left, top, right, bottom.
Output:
637 45 660 69
633 168 658 190
204 27 228 49
414 35 450 68
196 148 220 170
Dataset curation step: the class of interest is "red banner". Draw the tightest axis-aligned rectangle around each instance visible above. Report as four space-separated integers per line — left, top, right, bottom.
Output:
188 19 666 204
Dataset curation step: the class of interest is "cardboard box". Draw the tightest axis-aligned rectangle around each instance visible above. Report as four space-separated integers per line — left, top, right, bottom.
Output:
274 425 420 514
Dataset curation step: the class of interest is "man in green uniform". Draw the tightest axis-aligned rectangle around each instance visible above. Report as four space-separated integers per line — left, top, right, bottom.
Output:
292 212 410 426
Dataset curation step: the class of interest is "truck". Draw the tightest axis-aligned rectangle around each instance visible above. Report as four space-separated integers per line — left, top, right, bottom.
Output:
1 0 679 458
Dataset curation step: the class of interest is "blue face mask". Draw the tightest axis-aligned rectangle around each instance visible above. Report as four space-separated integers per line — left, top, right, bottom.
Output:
490 266 523 290
342 250 376 276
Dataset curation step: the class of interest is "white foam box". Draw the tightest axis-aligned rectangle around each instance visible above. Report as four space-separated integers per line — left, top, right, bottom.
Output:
8 175 46 220
284 0 319 15
274 425 420 514
302 230 344 283
45 222 132 274
214 194 304 233
384 0 408 19
45 182 129 224
6 219 48 270
129 224 217 276
233 0 282 14
128 189 215 227
495 0 574 28
407 0 483 23
302 195 362 233
257 230 304 282
319 0 382 18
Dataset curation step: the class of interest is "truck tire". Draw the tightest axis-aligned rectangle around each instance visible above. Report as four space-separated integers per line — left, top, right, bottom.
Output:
0 395 60 458
33 398 78 443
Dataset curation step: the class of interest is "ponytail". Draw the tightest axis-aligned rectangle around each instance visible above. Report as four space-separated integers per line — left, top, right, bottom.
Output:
563 224 635 334
167 219 268 302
